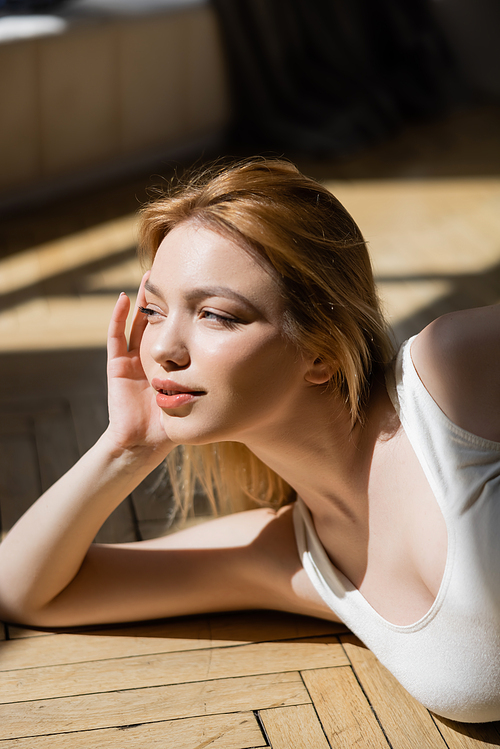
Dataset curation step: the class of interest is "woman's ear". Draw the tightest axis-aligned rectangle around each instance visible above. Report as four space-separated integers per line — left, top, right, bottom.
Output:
304 357 336 385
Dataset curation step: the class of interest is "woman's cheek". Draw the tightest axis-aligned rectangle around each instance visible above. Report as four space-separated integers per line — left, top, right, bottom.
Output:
139 325 154 376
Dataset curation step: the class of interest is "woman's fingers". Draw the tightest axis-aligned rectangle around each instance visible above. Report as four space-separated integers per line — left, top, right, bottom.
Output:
129 271 151 352
129 306 148 353
107 292 131 360
108 270 151 358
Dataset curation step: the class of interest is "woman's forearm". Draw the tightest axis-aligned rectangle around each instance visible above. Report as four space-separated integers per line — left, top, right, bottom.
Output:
0 431 170 624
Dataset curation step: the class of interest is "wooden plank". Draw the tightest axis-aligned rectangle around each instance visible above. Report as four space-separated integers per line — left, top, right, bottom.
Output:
130 462 189 541
209 609 347 646
0 350 108 402
131 466 216 541
0 409 33 436
0 415 41 534
70 393 109 455
93 494 139 544
131 463 174 523
71 393 143 543
0 635 347 703
0 671 309 739
433 715 500 749
302 666 390 748
260 704 330 749
34 402 80 491
70 392 139 544
0 395 136 543
0 711 266 749
136 518 173 540
71 394 139 543
0 618 213 671
341 634 448 749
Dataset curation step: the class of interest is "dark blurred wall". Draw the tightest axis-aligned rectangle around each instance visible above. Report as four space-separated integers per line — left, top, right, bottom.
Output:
431 0 500 101
212 0 462 155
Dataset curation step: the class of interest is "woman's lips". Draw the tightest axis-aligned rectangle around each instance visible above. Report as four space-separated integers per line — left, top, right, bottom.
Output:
155 391 203 409
152 378 205 410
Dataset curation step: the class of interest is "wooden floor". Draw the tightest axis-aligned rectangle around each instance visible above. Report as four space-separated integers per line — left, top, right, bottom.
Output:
1 104 500 746
2 611 500 749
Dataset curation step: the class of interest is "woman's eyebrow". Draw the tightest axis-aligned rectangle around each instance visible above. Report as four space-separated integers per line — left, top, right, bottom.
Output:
144 279 258 313
144 279 164 298
184 286 258 312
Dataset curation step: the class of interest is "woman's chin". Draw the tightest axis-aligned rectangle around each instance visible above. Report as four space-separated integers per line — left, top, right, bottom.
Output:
160 413 223 446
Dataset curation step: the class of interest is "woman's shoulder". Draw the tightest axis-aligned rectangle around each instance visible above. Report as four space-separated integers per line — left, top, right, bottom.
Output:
409 304 500 442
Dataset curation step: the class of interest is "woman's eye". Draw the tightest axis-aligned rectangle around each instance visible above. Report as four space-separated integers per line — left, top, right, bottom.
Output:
201 310 239 329
139 306 161 321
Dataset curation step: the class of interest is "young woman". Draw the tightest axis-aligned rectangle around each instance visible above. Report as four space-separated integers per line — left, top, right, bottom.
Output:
0 159 499 723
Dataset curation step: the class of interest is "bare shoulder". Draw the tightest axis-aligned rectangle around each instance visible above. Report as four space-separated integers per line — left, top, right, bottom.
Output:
410 305 500 441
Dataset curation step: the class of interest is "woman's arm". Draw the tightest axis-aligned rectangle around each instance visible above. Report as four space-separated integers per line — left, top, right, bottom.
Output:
0 434 168 626
410 304 500 442
18 503 334 628
0 487 332 628
0 280 174 626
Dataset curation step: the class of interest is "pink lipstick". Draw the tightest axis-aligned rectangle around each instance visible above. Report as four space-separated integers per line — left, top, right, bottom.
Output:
152 378 205 410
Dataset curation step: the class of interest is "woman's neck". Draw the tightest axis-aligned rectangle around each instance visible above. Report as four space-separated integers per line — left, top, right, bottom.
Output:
245 378 396 522
245 377 400 591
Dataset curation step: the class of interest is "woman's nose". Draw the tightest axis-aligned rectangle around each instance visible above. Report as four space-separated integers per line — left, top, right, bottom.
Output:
149 320 190 370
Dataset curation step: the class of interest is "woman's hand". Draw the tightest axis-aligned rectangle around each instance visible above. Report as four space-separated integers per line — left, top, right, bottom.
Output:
105 273 173 457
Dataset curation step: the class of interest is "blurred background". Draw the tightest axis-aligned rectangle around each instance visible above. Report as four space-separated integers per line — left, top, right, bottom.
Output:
1 0 499 540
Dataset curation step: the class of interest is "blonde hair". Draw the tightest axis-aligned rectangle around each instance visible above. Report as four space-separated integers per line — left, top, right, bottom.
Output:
138 158 393 517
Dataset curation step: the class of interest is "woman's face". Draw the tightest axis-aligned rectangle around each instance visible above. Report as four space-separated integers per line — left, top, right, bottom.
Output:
140 220 313 446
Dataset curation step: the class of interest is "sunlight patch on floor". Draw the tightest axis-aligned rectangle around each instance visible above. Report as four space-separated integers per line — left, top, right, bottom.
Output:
0 294 139 350
325 177 500 329
0 214 138 296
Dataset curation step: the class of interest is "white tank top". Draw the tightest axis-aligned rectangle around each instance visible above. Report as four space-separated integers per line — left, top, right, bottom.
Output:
294 337 500 722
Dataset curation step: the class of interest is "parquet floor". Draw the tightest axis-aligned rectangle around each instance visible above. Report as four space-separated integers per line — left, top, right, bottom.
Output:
1 105 500 746
2 612 500 749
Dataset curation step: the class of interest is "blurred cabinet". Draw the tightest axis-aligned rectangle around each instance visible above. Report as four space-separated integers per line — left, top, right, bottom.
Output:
0 1 229 202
